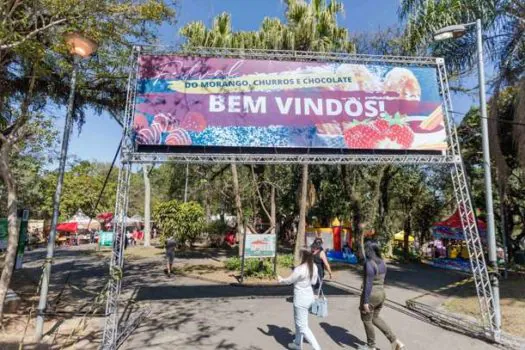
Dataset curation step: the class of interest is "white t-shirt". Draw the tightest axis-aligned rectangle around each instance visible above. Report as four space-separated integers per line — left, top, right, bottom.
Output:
279 263 318 297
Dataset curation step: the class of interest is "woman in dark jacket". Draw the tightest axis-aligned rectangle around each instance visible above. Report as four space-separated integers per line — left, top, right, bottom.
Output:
359 240 405 350
310 239 333 291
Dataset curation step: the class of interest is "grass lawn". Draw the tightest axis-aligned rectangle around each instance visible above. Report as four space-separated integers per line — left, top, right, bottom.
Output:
442 274 525 338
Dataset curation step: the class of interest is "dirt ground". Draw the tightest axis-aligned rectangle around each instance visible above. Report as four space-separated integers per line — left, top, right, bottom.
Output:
442 274 525 338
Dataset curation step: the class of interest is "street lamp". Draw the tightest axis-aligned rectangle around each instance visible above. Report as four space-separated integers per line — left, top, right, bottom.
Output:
35 32 97 341
434 19 501 339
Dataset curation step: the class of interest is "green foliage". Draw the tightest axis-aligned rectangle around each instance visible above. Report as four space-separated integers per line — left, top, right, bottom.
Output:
225 256 241 271
400 0 523 86
224 256 275 278
206 220 230 247
38 161 118 221
180 0 354 53
153 200 206 246
277 254 294 269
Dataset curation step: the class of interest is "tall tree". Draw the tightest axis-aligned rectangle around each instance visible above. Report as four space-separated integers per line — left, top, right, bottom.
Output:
0 0 174 322
400 0 525 261
180 0 355 258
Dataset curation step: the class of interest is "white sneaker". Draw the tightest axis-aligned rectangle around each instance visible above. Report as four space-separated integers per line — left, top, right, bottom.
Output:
391 339 405 350
357 345 376 350
287 342 301 350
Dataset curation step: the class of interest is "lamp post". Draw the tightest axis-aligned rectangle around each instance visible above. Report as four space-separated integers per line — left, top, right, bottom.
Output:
434 19 501 338
35 33 97 341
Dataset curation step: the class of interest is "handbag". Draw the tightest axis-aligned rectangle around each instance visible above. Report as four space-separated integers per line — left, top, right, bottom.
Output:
311 279 328 318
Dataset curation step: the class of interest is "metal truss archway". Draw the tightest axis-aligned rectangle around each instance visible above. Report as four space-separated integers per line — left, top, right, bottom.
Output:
100 48 498 349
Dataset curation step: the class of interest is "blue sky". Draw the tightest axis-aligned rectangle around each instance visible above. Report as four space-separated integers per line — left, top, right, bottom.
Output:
58 0 480 164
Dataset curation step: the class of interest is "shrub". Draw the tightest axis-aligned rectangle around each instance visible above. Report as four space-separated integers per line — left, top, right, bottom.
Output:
206 220 230 247
224 256 275 278
153 200 206 246
225 256 241 271
277 254 294 269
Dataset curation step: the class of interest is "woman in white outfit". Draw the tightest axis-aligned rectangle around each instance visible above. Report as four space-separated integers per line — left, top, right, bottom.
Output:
278 249 321 350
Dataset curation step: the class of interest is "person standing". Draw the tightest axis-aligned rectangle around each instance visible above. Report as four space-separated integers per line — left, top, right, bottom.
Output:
359 240 405 350
311 240 333 292
89 229 95 244
278 249 321 350
165 237 177 277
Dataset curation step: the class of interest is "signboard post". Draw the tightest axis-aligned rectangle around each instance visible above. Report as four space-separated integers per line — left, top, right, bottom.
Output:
239 230 277 283
98 231 114 248
244 234 277 258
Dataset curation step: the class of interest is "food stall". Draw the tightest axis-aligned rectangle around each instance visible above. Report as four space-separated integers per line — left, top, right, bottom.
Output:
424 209 487 272
56 210 101 245
55 222 78 246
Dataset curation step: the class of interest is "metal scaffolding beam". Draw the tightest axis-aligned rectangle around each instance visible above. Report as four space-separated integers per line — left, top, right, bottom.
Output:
124 151 458 165
100 47 498 349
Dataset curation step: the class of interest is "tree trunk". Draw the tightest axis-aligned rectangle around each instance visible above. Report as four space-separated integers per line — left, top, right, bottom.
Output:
205 179 211 224
143 166 151 247
231 164 244 255
341 165 363 258
403 215 412 262
294 164 308 265
0 148 18 323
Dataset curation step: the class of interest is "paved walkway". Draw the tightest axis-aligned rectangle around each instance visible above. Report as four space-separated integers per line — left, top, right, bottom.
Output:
3 247 500 350
119 257 496 350
121 274 496 350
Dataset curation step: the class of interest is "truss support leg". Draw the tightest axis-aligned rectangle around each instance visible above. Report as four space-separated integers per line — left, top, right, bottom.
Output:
101 161 132 350
450 162 499 340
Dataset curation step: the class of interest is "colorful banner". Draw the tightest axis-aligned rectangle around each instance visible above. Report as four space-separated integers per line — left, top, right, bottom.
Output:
133 55 447 151
244 234 276 258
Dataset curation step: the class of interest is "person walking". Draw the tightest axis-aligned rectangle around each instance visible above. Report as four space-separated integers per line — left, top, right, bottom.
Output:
278 249 321 350
165 237 176 277
311 240 333 292
359 240 405 350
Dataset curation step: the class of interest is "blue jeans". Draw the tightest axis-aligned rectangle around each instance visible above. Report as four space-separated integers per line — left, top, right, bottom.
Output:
293 294 321 350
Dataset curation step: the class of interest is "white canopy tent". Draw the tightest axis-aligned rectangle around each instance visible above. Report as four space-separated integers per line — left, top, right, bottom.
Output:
67 209 100 230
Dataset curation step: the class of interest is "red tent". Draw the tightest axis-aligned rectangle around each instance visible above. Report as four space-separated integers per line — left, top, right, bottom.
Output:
433 208 487 230
56 222 78 233
432 208 487 241
97 212 114 222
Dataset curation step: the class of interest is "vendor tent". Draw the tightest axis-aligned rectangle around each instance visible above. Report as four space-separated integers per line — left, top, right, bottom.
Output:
130 215 143 223
432 208 487 242
112 216 140 226
394 231 415 242
68 209 101 230
56 222 78 233
97 212 114 222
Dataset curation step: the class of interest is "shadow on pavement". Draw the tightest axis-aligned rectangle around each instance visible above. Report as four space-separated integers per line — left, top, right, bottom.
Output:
257 325 293 348
134 283 354 301
320 322 366 348
343 261 468 296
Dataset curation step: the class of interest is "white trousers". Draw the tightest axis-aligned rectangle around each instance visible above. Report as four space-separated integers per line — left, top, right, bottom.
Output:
293 294 321 350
